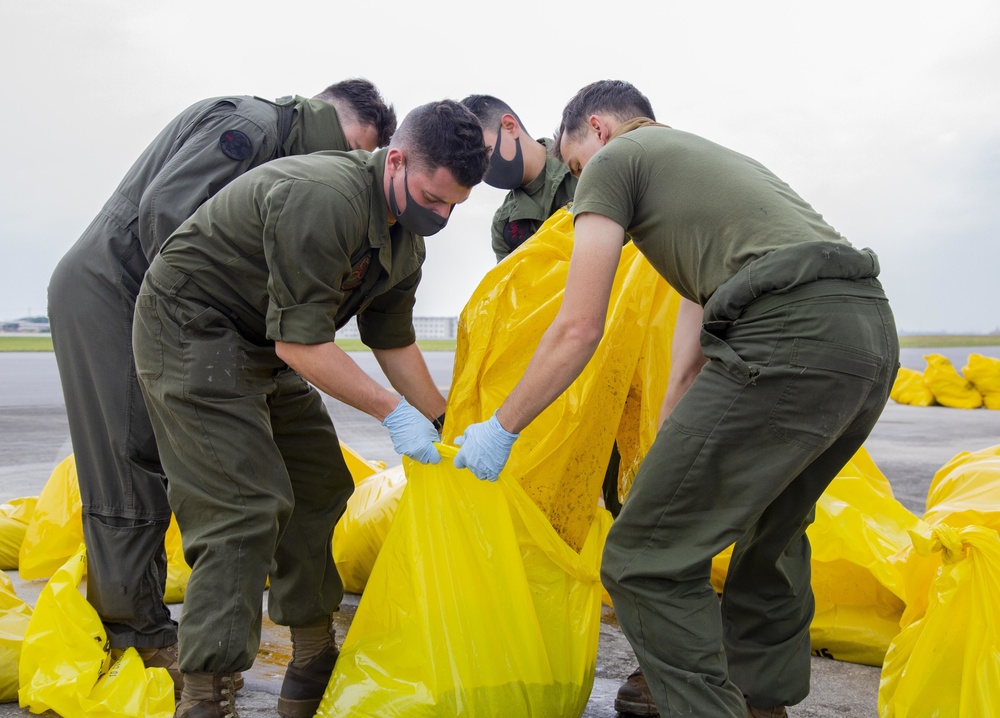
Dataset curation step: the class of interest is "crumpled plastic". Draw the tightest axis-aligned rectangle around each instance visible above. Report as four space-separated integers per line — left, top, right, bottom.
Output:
711 448 924 666
18 455 83 581
962 353 1000 410
923 444 1000 534
922 353 983 409
0 497 37 570
318 445 609 718
888 367 935 407
17 545 174 717
444 208 680 551
1 571 32 703
878 524 1000 717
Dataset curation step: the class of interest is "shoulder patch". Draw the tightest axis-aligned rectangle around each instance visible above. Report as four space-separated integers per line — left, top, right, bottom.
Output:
219 129 253 161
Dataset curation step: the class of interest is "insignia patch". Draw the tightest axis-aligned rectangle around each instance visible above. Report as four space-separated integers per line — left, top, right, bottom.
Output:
219 129 253 161
503 219 533 251
342 254 372 291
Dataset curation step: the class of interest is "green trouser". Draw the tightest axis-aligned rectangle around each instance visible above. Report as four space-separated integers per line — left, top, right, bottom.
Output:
133 264 354 674
602 269 898 716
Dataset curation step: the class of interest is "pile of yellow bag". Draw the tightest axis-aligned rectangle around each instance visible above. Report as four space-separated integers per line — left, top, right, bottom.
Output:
891 353 1000 409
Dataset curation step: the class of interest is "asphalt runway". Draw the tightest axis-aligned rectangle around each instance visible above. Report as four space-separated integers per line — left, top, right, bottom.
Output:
2 346 999 717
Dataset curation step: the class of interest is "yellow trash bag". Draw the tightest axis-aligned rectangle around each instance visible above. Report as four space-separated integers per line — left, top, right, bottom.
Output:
18 545 174 717
922 353 983 409
19 455 84 581
318 446 607 718
163 515 189 604
888 367 935 407
710 448 921 666
878 525 1000 717
1 571 32 703
0 497 37 570
923 444 1000 533
445 208 680 550
963 353 1000 410
333 464 407 594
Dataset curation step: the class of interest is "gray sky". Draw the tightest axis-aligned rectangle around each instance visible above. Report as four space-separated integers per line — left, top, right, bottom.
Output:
1 0 998 333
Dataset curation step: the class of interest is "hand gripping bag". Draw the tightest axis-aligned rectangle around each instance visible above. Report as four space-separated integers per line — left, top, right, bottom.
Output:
888 367 935 407
17 545 174 716
1 571 32 703
922 354 983 409
962 353 1000 409
878 525 1000 717
317 446 608 718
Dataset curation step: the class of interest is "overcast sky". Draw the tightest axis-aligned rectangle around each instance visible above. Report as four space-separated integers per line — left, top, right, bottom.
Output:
1 0 997 333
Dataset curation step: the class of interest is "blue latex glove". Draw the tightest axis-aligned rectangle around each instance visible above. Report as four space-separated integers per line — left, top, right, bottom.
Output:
381 397 442 464
453 412 519 482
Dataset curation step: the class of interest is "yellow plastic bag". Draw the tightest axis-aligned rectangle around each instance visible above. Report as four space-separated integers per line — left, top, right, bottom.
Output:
923 444 1000 533
878 525 1000 717
1 571 32 703
18 545 174 716
0 497 37 570
445 209 680 550
711 448 922 666
333 464 407 594
19 455 84 580
888 367 935 407
922 353 983 409
963 353 1000 410
318 446 607 718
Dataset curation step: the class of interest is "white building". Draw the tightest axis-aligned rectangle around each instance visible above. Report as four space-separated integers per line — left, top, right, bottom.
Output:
337 316 458 341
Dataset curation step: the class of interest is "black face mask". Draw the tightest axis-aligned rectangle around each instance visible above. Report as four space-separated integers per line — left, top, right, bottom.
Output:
483 122 524 190
388 168 450 237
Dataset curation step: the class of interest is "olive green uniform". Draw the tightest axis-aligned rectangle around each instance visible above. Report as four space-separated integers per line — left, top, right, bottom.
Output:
575 127 899 716
47 95 349 651
491 138 577 261
133 148 421 673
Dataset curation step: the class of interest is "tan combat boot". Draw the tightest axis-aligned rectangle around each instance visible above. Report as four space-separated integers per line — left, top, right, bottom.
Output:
175 672 239 718
614 667 660 716
277 617 339 718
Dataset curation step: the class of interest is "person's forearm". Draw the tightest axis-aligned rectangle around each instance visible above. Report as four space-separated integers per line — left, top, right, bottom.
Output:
275 340 399 421
496 314 604 434
372 343 447 420
657 298 708 428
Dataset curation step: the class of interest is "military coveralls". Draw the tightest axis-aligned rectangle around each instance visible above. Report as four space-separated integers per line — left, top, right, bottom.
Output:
577 126 899 716
133 148 422 673
490 138 577 261
47 95 349 649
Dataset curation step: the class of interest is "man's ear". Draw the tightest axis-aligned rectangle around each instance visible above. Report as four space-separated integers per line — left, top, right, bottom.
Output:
500 113 521 139
588 114 611 144
386 147 405 176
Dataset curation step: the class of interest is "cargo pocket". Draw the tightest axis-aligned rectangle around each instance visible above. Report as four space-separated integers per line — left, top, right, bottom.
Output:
768 338 881 450
133 294 163 381
180 305 245 400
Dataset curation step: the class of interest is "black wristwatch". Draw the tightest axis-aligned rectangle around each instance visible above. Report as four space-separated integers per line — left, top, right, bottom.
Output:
432 412 446 433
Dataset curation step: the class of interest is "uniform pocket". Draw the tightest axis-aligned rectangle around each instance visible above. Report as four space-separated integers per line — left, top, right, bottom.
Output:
768 338 882 449
180 305 244 400
133 294 163 381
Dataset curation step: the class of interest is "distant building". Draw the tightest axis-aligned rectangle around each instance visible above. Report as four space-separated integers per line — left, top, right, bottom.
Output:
1 318 51 333
337 316 458 341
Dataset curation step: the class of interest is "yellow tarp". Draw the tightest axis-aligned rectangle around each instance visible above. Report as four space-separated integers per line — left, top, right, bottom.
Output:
444 208 680 550
922 353 983 409
888 367 935 407
963 353 1000 410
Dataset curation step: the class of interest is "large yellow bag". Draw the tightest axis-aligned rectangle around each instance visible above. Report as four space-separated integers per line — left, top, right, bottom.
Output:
923 444 1000 533
19 455 83 580
332 465 407 594
445 209 680 550
0 497 37 570
878 525 1000 717
711 448 922 666
888 367 935 407
963 353 1000 409
1 571 32 703
318 446 608 718
922 353 983 409
18 545 174 717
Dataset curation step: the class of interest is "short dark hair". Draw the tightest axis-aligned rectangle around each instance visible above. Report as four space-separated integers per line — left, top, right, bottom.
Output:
390 100 491 188
554 80 656 161
314 78 397 147
459 94 528 135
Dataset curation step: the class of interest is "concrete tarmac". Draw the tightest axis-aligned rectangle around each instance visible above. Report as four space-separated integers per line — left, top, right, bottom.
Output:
2 347 999 717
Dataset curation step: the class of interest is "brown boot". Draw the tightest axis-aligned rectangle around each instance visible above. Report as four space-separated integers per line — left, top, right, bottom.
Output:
277 618 339 718
175 672 239 718
614 667 660 716
746 699 788 718
110 644 245 701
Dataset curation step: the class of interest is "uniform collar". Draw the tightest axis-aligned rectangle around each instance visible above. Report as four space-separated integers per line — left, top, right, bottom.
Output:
282 96 348 156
